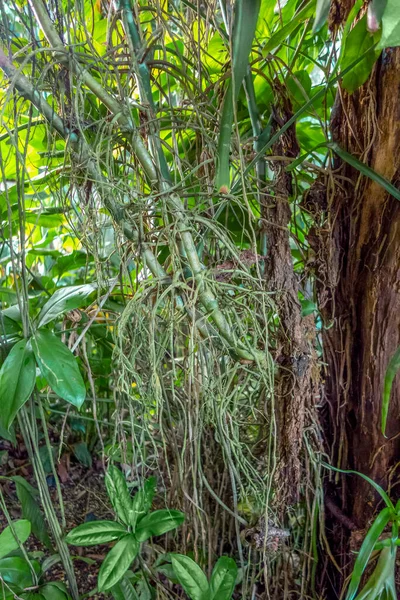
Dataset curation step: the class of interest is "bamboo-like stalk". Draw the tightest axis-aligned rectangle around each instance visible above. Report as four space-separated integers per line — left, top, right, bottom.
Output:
1 2 268 364
215 0 262 192
28 0 158 184
18 406 79 600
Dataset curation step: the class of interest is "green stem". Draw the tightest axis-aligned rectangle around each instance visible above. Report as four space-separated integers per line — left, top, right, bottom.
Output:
18 406 79 600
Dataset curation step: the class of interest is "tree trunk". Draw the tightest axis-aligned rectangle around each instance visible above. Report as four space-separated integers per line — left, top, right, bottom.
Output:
318 41 400 585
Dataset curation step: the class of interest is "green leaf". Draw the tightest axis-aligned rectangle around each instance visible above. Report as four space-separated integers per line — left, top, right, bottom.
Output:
105 466 132 525
0 556 35 588
345 508 392 600
40 583 70 600
313 0 331 33
171 554 209 600
263 0 316 55
130 477 156 528
32 329 86 408
12 477 52 549
382 345 400 436
65 521 127 546
0 339 36 431
340 15 381 93
72 442 92 468
328 143 400 201
37 284 96 327
378 0 400 48
0 520 31 560
135 510 185 542
111 576 140 600
210 557 238 600
98 535 139 591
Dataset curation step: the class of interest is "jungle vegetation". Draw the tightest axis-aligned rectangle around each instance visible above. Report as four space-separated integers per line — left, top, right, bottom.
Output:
0 0 399 598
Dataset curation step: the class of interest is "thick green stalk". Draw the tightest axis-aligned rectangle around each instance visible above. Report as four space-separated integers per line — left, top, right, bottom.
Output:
18 407 79 600
118 0 171 182
1 12 267 364
216 0 262 192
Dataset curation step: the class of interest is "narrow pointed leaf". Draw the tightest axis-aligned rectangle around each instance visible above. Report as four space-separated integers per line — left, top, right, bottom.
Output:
135 510 185 542
328 143 400 201
382 345 400 436
171 554 209 600
98 535 139 591
0 339 36 431
105 466 132 525
345 507 392 600
65 521 127 546
130 476 156 528
37 284 96 327
322 463 394 509
210 556 238 600
32 329 86 408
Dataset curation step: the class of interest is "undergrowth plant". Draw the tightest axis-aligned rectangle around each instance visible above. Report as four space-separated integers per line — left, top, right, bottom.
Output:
170 554 238 600
0 520 70 600
1 0 399 598
66 467 184 592
325 465 398 600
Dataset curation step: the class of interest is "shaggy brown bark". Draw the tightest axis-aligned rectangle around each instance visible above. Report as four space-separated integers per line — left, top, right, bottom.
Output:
317 41 400 580
263 97 318 504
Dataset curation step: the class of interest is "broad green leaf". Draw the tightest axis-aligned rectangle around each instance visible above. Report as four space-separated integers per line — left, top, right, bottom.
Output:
105 466 132 525
345 507 392 600
263 0 316 55
65 521 127 546
37 284 96 327
130 476 156 528
32 329 86 408
40 583 70 600
0 520 31 560
210 557 238 600
313 0 331 33
382 345 400 436
0 556 35 588
328 143 400 201
378 0 400 48
72 442 92 468
0 339 36 431
171 554 209 600
135 510 185 542
12 477 52 549
340 15 381 93
111 576 140 600
98 535 139 591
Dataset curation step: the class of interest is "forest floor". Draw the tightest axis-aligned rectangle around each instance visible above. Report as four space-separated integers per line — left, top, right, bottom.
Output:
0 436 110 599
